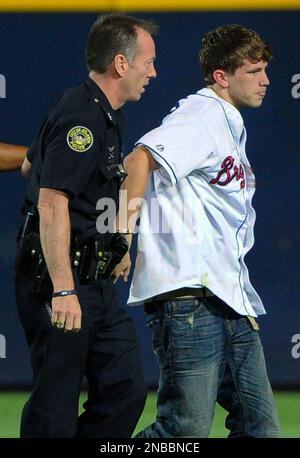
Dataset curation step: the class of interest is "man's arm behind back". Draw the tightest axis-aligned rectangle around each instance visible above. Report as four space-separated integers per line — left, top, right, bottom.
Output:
0 143 28 171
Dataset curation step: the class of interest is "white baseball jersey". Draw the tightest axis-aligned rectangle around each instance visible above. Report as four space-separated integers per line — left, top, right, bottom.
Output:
128 87 265 317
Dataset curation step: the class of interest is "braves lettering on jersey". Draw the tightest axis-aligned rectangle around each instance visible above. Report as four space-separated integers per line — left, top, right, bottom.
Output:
128 87 265 317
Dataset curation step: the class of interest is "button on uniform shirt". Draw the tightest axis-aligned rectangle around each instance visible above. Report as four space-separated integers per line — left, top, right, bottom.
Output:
25 77 124 240
128 88 265 317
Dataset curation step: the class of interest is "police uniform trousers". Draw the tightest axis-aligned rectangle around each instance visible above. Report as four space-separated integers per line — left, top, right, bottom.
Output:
15 271 146 438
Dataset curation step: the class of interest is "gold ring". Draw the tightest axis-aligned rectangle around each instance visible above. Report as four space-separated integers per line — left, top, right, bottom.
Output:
55 321 65 329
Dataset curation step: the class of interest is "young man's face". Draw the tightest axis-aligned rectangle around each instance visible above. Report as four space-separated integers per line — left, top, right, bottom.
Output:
225 59 270 108
123 28 157 102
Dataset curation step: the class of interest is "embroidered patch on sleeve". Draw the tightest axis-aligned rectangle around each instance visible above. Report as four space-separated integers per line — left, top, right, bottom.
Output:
67 126 94 152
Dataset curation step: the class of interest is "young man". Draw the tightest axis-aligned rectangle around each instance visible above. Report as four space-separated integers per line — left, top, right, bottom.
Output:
0 143 28 171
14 14 157 438
116 24 280 437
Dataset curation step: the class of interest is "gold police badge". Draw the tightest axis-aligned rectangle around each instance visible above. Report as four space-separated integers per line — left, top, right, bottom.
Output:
67 126 93 152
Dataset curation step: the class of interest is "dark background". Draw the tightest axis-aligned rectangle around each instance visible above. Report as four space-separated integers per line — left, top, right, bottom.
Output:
0 11 299 387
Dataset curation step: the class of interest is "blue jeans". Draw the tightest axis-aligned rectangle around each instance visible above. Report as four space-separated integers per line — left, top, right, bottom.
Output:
136 296 280 438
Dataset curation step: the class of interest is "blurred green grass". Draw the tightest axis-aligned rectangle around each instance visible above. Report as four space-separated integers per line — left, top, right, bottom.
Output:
0 391 299 437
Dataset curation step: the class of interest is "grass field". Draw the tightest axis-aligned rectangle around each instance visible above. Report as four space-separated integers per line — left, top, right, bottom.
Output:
0 391 299 437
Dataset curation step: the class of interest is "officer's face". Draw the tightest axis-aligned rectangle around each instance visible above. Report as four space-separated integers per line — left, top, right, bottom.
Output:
124 28 157 101
225 59 270 108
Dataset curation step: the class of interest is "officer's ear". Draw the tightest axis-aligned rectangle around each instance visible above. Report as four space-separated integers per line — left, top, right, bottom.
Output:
114 54 129 77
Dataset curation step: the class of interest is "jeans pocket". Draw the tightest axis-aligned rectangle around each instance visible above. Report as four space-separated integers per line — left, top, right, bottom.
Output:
171 299 204 320
148 318 164 354
244 316 260 332
147 317 169 367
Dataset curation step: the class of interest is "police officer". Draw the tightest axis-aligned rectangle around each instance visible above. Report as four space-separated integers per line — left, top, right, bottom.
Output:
14 14 157 438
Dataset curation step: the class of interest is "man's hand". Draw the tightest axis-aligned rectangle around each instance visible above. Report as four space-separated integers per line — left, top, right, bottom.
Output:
21 156 32 177
51 295 82 332
111 252 131 283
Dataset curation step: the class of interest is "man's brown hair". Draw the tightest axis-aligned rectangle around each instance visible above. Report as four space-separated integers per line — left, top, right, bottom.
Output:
200 24 272 85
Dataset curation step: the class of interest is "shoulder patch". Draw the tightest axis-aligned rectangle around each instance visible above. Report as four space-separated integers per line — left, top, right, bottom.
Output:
67 126 94 152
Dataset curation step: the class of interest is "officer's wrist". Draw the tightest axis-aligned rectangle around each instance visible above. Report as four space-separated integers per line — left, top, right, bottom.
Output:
52 289 78 298
52 276 75 292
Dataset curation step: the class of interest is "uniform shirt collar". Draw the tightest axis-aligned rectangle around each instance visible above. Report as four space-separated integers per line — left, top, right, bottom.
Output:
85 76 121 126
199 87 245 144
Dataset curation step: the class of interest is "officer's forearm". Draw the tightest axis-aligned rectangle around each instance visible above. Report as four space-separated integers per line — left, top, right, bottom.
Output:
116 146 159 237
38 190 75 291
0 143 28 171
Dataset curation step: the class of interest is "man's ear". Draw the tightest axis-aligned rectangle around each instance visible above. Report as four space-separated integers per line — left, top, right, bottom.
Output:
114 54 129 77
212 69 230 88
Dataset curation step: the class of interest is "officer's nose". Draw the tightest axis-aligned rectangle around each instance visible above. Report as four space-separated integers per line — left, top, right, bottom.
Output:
148 63 157 79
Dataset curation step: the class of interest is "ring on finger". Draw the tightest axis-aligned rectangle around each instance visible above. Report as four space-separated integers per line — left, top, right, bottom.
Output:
55 320 65 329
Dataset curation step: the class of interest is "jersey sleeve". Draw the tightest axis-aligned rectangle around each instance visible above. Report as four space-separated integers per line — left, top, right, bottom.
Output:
135 112 216 186
40 117 101 198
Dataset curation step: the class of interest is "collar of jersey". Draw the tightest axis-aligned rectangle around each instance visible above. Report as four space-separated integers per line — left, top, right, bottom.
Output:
85 76 120 126
198 88 244 145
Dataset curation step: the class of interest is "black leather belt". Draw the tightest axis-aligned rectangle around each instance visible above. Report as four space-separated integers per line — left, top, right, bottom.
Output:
144 287 214 314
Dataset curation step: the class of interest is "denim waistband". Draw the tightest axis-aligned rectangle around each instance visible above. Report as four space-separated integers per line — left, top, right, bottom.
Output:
144 293 242 320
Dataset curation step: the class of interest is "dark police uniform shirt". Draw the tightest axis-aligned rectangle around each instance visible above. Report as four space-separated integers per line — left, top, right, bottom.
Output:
25 77 124 241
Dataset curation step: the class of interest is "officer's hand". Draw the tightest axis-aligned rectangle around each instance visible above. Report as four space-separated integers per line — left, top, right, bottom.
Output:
111 252 131 284
51 295 82 332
